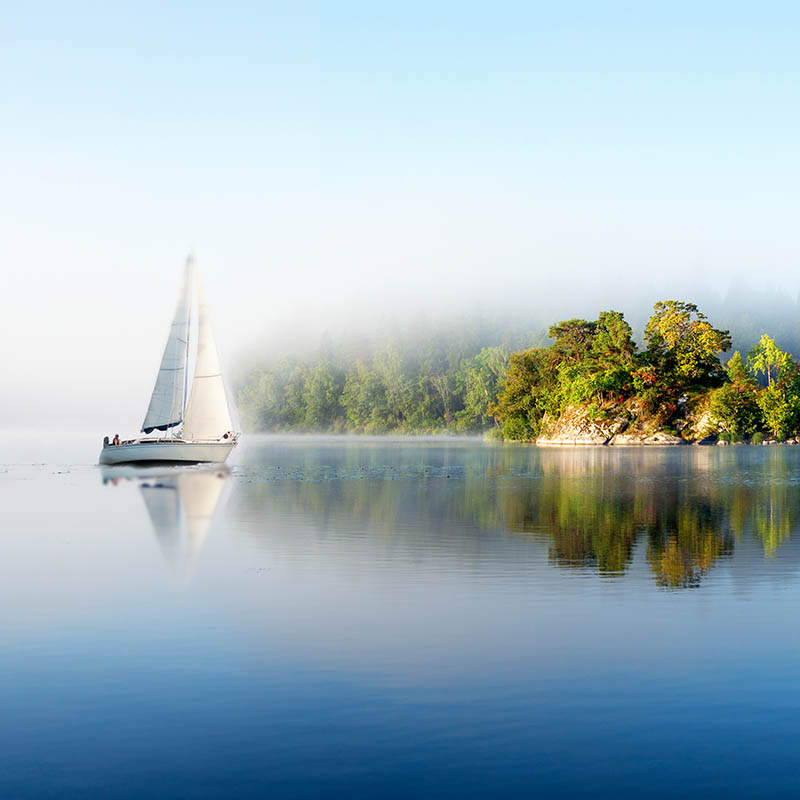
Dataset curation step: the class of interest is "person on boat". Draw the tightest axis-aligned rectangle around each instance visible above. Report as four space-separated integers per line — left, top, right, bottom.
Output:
112 434 120 446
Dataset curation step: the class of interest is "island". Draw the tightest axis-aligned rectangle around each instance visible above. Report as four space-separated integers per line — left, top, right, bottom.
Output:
240 300 800 445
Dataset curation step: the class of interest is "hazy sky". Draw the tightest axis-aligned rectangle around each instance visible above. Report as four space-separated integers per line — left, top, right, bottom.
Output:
2 2 799 430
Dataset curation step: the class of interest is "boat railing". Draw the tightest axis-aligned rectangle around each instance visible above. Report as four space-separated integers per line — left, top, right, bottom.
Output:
104 436 239 446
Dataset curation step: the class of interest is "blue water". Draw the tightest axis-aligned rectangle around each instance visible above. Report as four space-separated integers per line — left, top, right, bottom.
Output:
2 437 800 797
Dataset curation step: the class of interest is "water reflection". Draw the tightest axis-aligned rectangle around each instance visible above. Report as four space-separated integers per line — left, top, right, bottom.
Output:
235 441 800 590
11 440 800 796
103 467 230 577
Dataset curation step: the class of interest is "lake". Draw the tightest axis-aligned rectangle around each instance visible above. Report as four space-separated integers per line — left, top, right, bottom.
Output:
3 436 800 798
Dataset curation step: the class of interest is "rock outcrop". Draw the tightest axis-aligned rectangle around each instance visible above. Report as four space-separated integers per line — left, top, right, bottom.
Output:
536 405 627 446
536 403 687 446
609 431 684 446
534 399 800 445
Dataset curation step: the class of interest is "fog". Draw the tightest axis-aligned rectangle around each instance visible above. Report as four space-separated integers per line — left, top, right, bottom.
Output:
5 261 797 435
2 3 799 435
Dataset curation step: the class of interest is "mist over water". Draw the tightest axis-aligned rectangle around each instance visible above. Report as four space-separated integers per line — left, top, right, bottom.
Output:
5 266 798 438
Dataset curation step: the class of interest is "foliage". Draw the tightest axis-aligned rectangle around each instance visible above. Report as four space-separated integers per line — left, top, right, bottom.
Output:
239 330 514 434
643 300 731 386
488 348 553 440
302 362 345 431
746 337 800 438
240 301 800 442
756 385 799 440
747 334 792 387
709 352 760 439
455 346 509 431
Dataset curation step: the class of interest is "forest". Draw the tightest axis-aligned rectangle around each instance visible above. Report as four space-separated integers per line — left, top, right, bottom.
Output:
238 318 531 435
238 299 800 442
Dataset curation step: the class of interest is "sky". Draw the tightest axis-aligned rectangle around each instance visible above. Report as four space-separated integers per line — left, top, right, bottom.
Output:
1 1 799 431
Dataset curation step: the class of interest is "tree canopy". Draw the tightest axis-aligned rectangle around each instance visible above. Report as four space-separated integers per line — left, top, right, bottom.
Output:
239 300 800 442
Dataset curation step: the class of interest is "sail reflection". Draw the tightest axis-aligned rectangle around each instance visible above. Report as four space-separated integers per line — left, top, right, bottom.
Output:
103 467 230 577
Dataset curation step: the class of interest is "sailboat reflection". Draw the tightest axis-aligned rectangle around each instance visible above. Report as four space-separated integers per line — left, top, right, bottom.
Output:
102 466 230 577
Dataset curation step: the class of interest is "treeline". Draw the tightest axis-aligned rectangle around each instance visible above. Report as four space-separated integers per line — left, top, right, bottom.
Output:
238 322 541 434
490 300 800 441
238 301 800 439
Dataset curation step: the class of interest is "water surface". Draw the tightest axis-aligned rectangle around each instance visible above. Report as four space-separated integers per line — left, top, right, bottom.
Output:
2 437 800 797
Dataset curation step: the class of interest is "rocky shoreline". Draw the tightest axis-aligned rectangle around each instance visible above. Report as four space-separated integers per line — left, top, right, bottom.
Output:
533 403 800 446
536 435 799 446
537 431 685 446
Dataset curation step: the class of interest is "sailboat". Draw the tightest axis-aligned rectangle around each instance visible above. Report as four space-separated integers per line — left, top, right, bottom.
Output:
99 258 239 465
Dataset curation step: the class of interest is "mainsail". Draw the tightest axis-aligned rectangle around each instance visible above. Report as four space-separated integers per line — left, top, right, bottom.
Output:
182 280 234 440
141 261 194 434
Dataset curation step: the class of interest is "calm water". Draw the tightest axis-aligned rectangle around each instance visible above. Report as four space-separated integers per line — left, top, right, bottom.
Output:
3 436 800 798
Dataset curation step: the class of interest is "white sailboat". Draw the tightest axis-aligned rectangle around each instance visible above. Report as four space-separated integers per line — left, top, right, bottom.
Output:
99 258 239 465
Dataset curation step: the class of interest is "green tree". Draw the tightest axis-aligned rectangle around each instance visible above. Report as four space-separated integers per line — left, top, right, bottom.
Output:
757 385 799 439
455 346 508 431
238 359 308 430
644 300 731 384
745 337 800 438
301 362 344 430
747 334 791 387
726 350 750 383
489 348 553 440
585 310 637 400
545 311 639 415
341 361 390 433
709 351 761 439
548 319 597 364
374 342 412 428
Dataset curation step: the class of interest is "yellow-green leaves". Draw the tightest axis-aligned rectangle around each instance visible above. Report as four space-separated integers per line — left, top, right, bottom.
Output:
747 334 792 387
644 300 731 382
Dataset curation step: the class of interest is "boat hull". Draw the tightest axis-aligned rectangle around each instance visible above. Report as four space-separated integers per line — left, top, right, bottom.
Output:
98 440 236 465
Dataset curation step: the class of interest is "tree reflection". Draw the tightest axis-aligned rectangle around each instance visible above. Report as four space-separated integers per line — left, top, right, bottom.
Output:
727 456 797 558
645 505 733 589
235 442 800 589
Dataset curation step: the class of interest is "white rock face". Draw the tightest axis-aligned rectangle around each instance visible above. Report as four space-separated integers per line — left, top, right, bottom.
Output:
642 432 685 445
536 405 687 446
535 405 625 446
607 434 644 446
691 409 719 439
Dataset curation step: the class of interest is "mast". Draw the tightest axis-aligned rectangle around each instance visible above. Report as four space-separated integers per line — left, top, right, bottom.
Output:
182 254 195 430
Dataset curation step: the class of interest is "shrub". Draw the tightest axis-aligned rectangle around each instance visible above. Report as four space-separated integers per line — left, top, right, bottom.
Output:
501 417 534 441
484 426 504 442
751 432 765 445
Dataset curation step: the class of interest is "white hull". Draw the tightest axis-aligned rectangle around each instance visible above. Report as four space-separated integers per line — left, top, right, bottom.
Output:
98 439 236 465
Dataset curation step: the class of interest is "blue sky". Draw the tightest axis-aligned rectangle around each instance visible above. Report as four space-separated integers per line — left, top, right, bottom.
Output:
1 2 798 427
319 1 799 313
